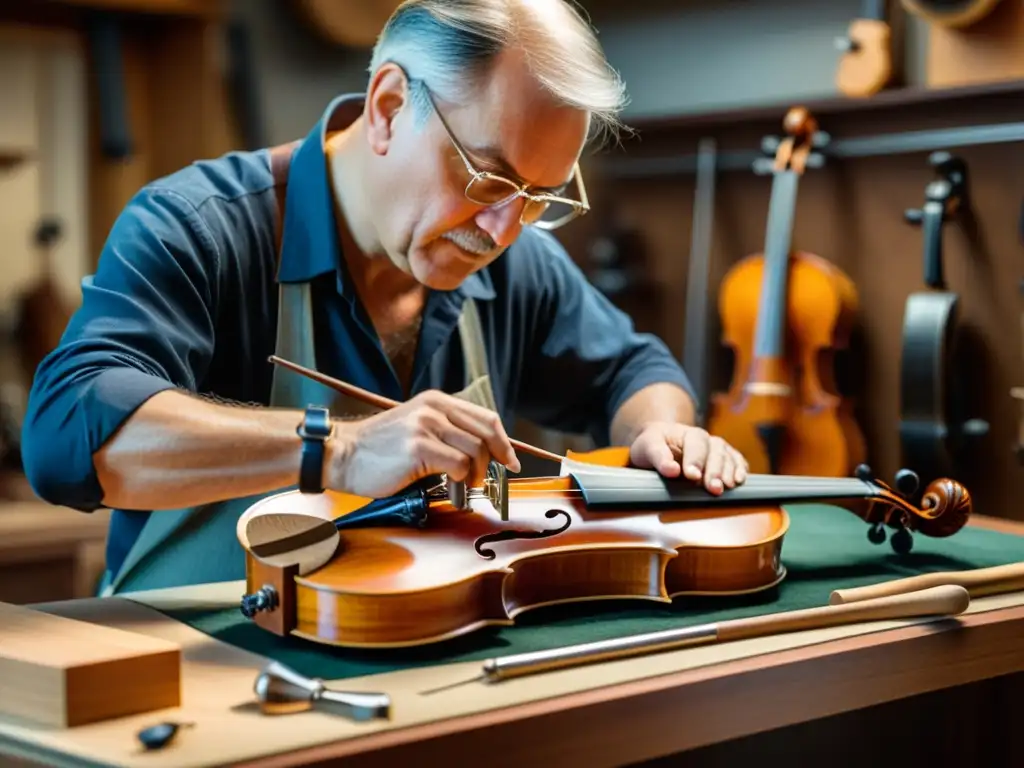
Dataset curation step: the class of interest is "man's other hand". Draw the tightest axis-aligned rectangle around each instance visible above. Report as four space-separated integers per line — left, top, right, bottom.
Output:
628 422 749 495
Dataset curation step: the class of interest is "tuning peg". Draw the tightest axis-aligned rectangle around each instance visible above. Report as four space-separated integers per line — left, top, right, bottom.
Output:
867 521 887 545
904 207 924 224
893 468 919 497
760 135 780 155
834 35 859 52
805 152 826 169
854 464 874 482
961 418 989 439
751 157 776 176
891 525 914 555
929 151 966 182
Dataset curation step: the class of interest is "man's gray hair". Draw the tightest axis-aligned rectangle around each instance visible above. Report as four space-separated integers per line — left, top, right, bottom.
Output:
368 0 629 144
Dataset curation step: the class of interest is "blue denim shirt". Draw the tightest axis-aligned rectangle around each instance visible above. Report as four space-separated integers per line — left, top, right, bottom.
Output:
20 94 695 577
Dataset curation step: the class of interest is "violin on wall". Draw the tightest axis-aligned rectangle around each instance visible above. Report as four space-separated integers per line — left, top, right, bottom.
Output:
233 358 971 649
706 108 866 477
897 152 988 483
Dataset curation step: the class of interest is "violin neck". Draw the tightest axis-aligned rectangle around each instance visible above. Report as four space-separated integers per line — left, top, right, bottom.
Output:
753 170 800 359
567 467 879 511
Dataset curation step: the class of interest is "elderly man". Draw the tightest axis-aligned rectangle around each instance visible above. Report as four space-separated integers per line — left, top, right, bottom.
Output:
21 0 748 594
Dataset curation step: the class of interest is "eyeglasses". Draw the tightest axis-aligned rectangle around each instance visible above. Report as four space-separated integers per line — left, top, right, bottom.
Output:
422 85 590 231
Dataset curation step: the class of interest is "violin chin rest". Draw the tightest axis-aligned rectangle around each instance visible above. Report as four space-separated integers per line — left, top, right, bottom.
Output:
243 513 341 576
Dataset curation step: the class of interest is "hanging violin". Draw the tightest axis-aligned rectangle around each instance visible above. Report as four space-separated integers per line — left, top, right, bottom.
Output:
706 107 866 477
235 358 972 649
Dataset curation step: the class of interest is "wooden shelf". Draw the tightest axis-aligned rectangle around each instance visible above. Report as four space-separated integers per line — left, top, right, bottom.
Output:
622 78 1024 134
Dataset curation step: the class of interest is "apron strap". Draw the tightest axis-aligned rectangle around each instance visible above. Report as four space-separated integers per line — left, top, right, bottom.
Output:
269 140 300 270
456 298 498 412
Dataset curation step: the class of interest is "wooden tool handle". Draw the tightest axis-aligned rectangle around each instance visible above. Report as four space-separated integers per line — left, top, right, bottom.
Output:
718 584 969 641
481 585 969 682
829 562 1024 604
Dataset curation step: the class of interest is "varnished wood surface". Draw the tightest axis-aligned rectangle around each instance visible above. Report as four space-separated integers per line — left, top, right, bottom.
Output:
239 477 790 648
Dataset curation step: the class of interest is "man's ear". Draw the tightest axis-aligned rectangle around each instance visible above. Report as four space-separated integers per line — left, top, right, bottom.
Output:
365 64 408 156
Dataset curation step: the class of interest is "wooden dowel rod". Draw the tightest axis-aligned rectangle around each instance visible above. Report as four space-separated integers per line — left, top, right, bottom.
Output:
474 585 969 683
829 562 1024 605
268 355 565 465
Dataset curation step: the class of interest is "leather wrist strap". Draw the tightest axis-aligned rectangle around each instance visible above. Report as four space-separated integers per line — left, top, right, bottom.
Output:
297 406 331 493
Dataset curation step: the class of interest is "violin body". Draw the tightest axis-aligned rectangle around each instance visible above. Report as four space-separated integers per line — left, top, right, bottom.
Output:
709 249 865 476
242 480 787 648
706 107 866 477
236 446 971 649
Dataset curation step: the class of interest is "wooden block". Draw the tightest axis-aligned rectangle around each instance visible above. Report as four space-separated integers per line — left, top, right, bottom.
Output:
0 602 181 728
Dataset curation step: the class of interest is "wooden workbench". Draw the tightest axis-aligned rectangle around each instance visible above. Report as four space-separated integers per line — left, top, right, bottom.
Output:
1 513 1023 767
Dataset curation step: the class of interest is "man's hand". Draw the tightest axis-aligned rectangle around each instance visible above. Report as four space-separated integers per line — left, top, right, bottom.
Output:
628 422 748 495
325 390 521 499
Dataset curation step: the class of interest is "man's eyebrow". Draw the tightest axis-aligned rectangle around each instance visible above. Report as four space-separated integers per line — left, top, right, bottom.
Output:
466 143 571 194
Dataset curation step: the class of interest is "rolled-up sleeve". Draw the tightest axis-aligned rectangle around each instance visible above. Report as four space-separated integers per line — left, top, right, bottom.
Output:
516 231 696 444
21 188 219 511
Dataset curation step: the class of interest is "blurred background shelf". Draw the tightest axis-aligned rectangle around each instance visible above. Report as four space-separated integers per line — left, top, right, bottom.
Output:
0 496 110 604
624 77 1024 134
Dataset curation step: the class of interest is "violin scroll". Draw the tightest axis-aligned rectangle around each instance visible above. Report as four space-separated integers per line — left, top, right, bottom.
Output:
855 463 972 554
783 106 817 140
916 477 973 538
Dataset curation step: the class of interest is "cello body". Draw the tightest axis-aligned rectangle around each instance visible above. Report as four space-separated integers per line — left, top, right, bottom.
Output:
236 446 971 649
898 152 988 482
706 107 866 477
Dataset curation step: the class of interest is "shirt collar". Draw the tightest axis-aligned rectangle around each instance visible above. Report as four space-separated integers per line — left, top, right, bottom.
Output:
275 93 495 303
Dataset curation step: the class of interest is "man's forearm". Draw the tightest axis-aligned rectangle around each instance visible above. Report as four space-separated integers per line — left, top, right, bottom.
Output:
609 382 698 446
93 389 309 510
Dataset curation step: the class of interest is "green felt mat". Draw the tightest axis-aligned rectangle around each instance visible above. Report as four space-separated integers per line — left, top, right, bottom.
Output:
153 505 1024 681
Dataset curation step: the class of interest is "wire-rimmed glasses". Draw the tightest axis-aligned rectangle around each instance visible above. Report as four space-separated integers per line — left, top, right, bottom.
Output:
423 85 590 231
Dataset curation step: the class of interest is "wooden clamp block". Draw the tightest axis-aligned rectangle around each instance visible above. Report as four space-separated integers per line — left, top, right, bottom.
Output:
0 602 181 728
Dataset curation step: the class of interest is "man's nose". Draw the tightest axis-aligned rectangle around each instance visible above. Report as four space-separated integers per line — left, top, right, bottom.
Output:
474 197 525 248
